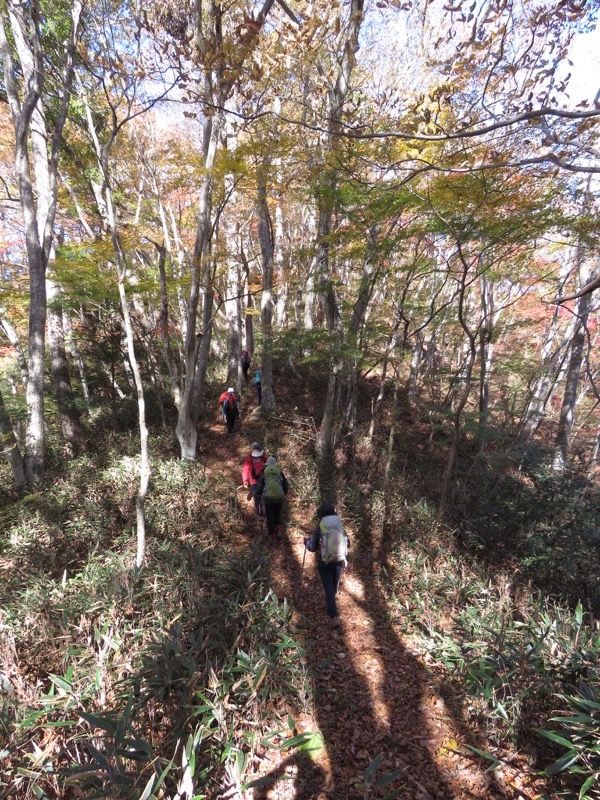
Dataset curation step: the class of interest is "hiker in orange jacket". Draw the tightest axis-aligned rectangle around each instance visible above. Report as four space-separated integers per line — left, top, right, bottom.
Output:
220 387 240 434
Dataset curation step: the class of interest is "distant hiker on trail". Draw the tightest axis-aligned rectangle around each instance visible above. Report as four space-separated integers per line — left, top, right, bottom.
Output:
242 441 267 518
253 368 262 406
304 503 349 628
220 387 240 434
241 350 251 383
256 456 289 541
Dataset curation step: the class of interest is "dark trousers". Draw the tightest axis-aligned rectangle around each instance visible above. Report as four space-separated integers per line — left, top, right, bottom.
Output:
318 560 343 619
242 363 250 382
251 484 263 516
225 410 237 433
264 499 283 537
255 381 262 405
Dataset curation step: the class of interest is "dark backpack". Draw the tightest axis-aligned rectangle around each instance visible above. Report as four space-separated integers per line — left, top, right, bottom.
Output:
262 464 284 502
241 350 251 366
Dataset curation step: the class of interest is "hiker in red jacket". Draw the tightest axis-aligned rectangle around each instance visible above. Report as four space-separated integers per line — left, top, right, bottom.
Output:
242 442 267 517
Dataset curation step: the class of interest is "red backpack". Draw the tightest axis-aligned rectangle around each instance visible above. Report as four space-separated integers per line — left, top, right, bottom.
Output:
226 392 236 411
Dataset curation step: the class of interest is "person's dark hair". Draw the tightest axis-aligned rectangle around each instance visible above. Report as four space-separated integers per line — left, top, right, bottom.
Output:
316 502 336 519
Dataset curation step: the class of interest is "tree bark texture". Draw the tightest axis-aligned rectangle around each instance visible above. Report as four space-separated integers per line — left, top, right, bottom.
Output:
0 387 27 489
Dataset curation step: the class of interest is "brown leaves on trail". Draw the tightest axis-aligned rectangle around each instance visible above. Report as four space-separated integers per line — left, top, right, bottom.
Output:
203 412 541 800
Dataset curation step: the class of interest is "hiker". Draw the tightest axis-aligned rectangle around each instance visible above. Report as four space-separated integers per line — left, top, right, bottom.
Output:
256 456 289 541
221 387 240 434
241 350 251 383
253 368 262 406
242 441 267 517
304 503 349 628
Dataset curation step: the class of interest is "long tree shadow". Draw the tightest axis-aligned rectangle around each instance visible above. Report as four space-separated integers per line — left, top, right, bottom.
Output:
272 478 492 800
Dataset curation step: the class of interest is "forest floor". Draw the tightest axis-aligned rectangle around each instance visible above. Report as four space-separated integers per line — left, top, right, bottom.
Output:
198 391 548 800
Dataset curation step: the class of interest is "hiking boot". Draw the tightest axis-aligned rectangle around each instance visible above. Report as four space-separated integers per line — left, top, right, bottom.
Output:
331 616 341 628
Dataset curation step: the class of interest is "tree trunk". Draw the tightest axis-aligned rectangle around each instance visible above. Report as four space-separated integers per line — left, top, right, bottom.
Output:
176 109 223 458
68 320 91 412
438 246 477 518
314 0 364 461
47 277 88 453
0 315 28 388
552 263 594 471
1 0 83 481
241 245 255 357
0 387 27 489
224 227 242 390
156 243 181 408
256 158 276 413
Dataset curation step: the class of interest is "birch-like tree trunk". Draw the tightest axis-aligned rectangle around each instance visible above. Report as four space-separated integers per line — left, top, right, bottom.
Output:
77 72 151 569
0 0 83 481
553 260 595 471
256 158 276 412
225 242 242 390
519 261 575 439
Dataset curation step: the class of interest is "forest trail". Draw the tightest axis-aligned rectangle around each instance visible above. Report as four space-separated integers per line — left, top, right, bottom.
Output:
199 395 543 800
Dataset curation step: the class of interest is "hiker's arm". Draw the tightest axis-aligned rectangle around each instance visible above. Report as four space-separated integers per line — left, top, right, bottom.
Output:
304 524 320 552
242 458 251 486
282 474 289 494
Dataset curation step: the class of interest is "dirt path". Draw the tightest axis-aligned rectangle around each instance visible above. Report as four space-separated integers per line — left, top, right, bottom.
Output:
200 403 543 800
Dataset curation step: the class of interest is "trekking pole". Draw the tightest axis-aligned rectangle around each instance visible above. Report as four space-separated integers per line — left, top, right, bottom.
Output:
301 546 307 582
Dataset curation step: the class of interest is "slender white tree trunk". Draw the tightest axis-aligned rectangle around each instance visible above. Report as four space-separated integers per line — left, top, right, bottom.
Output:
553 261 594 471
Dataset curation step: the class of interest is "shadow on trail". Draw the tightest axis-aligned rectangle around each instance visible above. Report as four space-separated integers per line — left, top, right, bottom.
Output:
273 501 486 799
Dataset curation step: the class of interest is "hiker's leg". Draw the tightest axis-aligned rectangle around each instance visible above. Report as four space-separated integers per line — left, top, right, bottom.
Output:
264 501 277 537
273 502 284 538
251 484 262 516
332 562 343 596
226 412 235 433
317 561 339 619
256 383 262 405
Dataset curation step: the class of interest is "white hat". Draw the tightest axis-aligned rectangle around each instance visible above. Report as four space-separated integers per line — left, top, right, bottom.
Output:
227 387 235 393
251 448 264 457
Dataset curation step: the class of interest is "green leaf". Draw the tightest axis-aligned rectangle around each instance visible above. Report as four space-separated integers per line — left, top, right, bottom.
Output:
78 710 117 735
545 752 579 776
575 601 584 626
538 729 575 749
241 774 275 789
138 774 156 800
375 768 406 787
40 719 77 728
277 731 324 755
48 673 73 694
464 745 501 771
365 752 384 784
580 775 598 798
